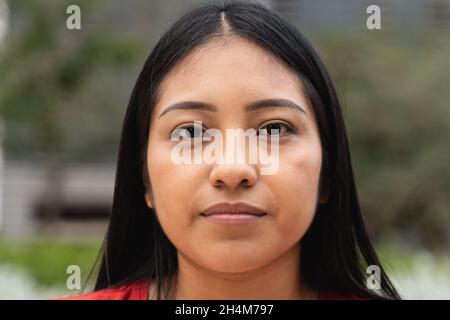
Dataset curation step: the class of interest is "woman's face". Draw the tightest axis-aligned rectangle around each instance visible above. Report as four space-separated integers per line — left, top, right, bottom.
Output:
145 37 323 273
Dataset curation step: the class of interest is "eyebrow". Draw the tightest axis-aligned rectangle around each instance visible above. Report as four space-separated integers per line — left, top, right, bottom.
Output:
158 98 307 119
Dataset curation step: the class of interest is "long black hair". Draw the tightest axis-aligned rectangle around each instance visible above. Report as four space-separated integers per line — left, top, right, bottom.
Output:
90 0 400 299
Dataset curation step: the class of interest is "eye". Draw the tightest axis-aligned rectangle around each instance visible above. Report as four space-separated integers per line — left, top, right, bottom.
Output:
171 122 206 140
258 122 296 137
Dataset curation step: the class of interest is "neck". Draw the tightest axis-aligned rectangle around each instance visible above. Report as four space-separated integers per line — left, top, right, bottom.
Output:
169 242 316 300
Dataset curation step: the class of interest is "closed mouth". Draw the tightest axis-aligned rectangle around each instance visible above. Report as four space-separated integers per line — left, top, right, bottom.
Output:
200 202 268 217
200 213 266 217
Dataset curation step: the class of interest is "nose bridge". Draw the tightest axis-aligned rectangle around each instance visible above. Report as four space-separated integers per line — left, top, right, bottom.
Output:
209 127 258 189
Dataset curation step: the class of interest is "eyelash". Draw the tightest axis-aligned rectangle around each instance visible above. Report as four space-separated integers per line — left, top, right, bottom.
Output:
170 121 297 139
171 123 206 140
259 121 297 137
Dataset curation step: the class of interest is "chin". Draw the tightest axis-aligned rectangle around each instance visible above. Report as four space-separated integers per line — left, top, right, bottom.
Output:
202 252 270 274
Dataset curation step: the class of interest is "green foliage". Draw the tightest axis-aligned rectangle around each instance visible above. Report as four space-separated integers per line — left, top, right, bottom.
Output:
316 32 450 249
0 238 100 287
0 0 144 157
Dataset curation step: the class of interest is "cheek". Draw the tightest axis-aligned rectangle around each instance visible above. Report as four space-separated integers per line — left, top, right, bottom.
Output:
147 141 205 242
270 139 322 237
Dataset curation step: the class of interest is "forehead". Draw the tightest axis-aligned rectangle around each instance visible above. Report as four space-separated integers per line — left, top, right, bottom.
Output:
154 36 310 115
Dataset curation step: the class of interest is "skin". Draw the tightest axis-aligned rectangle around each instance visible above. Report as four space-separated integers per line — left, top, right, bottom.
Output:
145 36 324 299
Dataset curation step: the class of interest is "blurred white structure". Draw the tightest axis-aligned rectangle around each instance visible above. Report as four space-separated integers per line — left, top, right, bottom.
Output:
0 161 114 241
0 0 9 46
390 251 450 300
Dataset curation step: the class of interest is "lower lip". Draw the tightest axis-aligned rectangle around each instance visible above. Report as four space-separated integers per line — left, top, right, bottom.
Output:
201 213 266 225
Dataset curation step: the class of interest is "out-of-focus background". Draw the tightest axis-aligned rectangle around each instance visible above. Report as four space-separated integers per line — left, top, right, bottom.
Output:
0 0 449 299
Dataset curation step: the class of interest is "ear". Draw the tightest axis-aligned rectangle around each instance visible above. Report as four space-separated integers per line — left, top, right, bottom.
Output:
145 190 154 209
143 169 154 209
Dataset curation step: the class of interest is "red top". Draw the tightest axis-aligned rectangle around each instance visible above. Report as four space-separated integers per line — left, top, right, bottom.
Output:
55 280 365 300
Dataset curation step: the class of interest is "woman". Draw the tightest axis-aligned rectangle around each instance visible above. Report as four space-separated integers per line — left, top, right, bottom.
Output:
60 0 400 300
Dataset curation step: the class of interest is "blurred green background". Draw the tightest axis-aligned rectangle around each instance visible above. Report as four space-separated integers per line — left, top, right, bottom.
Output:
0 0 449 299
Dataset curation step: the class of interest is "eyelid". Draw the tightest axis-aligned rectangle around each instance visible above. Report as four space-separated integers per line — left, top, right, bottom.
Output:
170 122 206 139
169 120 298 138
177 122 205 130
259 120 298 135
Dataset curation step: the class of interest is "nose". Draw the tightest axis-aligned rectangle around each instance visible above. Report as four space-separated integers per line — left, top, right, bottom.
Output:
209 163 258 189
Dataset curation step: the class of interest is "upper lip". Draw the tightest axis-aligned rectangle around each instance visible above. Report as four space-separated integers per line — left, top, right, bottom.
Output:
200 202 267 217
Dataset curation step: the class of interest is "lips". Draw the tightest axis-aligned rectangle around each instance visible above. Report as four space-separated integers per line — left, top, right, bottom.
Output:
200 202 267 217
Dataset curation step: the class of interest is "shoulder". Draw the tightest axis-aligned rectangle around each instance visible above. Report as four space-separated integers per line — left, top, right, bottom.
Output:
53 279 149 300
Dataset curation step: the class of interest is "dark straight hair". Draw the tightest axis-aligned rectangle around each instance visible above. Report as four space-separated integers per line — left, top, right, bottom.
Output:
91 0 400 299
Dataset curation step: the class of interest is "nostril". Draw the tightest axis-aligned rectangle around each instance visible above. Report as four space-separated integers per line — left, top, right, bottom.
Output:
214 179 225 188
241 178 253 187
